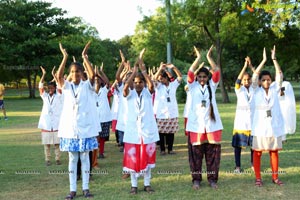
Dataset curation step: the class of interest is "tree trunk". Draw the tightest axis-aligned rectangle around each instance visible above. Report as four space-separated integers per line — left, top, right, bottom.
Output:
26 70 36 98
215 40 230 103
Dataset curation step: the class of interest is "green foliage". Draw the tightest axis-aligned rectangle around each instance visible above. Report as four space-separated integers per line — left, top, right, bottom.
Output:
0 87 299 199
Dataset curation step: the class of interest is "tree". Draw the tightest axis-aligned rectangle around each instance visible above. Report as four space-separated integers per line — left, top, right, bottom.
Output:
0 0 85 98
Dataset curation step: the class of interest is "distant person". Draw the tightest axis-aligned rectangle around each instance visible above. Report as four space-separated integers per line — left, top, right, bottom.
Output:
153 63 182 155
0 82 8 120
94 64 112 159
38 66 63 166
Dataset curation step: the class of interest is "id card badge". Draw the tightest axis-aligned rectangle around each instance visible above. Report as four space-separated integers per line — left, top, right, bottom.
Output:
266 110 272 118
167 96 171 103
201 100 206 107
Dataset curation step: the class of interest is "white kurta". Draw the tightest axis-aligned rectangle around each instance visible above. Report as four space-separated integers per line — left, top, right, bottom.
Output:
58 80 100 139
183 89 191 118
251 80 284 138
38 91 63 131
110 87 120 120
95 86 112 123
233 85 254 131
116 83 126 131
153 80 180 119
186 80 223 133
278 81 296 134
123 88 159 144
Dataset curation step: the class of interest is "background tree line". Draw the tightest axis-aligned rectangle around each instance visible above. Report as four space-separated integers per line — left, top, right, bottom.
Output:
0 0 299 101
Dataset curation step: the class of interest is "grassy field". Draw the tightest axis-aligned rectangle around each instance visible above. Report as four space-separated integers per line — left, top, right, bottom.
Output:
0 86 299 200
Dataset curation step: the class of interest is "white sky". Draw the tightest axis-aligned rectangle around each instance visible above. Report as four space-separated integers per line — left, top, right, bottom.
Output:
38 0 163 41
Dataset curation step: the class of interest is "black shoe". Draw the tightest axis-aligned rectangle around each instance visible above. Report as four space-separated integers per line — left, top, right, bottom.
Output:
144 186 154 193
130 187 137 195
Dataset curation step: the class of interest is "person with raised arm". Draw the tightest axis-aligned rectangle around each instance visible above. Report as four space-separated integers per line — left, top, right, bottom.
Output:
186 45 223 190
38 66 63 166
231 56 257 173
251 46 285 187
94 64 112 159
153 62 182 155
57 42 99 199
122 49 159 195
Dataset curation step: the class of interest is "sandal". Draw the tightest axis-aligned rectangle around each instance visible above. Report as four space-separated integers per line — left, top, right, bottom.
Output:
255 179 263 187
130 187 137 195
65 191 76 200
144 185 155 193
272 179 284 186
192 180 200 190
83 190 93 199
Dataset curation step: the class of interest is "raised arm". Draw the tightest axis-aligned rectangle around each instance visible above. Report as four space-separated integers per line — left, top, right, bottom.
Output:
252 48 267 89
56 43 68 88
39 66 46 94
166 64 182 82
153 62 166 81
82 41 95 84
194 62 205 76
40 66 46 84
116 50 126 83
271 45 283 85
246 56 255 73
139 49 154 94
206 45 218 72
188 46 201 83
189 46 201 73
98 63 110 88
123 64 137 97
254 47 267 75
237 58 248 80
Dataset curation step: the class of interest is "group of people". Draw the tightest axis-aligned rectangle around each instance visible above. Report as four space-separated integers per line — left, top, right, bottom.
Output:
36 41 296 199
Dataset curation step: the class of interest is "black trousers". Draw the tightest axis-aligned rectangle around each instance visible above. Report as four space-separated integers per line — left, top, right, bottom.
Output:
159 133 174 152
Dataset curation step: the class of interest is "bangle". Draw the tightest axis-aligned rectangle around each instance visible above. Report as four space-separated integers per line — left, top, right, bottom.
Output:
272 58 276 60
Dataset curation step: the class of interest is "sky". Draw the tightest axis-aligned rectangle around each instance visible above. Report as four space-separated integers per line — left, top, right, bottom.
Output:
38 0 163 41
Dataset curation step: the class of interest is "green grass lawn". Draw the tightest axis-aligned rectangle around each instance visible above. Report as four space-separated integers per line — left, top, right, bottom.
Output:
0 86 299 200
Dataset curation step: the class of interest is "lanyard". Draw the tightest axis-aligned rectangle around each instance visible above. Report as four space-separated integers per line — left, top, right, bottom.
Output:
246 90 251 102
165 85 170 96
71 84 79 99
47 94 55 105
136 94 143 111
199 87 207 99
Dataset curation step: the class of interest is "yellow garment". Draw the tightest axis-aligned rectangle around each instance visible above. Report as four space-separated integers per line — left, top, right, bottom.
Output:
0 84 5 100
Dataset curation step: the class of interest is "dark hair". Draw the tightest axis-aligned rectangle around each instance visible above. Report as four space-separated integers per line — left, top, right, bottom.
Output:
48 81 56 87
69 62 84 73
160 70 171 82
197 67 209 76
243 71 251 78
259 70 272 80
207 82 216 122
135 72 146 82
47 81 57 94
95 74 105 87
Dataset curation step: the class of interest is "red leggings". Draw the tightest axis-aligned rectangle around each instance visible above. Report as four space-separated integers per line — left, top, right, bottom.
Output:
253 150 279 180
98 137 106 154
